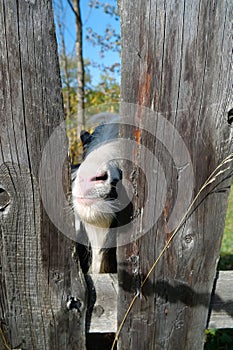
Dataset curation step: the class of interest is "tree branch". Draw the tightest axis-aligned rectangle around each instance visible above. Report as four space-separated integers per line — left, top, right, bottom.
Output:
66 0 78 18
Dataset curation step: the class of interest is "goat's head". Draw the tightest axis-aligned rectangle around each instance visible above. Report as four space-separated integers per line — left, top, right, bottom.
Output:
72 122 122 229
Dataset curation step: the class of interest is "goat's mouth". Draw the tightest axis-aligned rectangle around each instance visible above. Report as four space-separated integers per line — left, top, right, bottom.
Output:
74 196 101 206
73 195 115 228
74 194 116 206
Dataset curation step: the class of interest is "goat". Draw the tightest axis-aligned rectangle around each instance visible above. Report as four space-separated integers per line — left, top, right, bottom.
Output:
72 119 130 273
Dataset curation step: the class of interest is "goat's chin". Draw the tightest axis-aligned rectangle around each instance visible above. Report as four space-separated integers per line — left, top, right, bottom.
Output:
74 200 115 228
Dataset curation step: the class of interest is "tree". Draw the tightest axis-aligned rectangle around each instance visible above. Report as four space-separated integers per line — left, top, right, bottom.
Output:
72 0 85 131
67 0 85 132
67 72 120 165
85 1 120 76
54 0 120 134
55 0 72 119
53 0 121 164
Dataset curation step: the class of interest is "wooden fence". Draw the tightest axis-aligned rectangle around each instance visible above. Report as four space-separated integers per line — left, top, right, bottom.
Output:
0 0 232 349
0 1 86 349
117 1 233 349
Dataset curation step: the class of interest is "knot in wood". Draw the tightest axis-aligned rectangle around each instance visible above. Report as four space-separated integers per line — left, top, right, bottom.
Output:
66 296 82 312
184 234 193 244
93 305 104 317
0 188 10 210
227 108 233 125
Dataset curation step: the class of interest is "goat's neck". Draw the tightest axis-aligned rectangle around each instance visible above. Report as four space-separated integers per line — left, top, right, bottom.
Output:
85 224 109 274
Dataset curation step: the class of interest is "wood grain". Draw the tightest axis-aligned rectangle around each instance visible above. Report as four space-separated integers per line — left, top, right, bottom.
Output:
86 272 233 332
208 271 233 329
0 1 86 349
119 0 233 349
86 274 118 333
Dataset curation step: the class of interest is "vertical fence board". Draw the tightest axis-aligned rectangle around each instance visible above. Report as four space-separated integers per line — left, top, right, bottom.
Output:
118 0 233 349
0 1 86 349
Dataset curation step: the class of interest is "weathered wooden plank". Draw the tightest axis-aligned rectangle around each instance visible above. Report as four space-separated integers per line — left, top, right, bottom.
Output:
119 0 233 349
87 272 233 333
0 1 87 349
208 271 233 329
86 274 118 333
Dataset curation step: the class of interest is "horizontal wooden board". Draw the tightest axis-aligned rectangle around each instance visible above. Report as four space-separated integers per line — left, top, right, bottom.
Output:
88 271 233 333
208 271 233 329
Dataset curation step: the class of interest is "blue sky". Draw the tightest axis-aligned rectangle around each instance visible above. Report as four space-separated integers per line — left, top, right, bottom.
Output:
53 0 120 85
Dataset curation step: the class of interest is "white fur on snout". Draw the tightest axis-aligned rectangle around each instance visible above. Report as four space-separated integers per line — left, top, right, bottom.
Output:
72 141 121 228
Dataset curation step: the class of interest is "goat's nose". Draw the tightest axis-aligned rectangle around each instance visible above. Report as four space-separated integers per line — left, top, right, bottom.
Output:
75 169 109 197
89 171 108 183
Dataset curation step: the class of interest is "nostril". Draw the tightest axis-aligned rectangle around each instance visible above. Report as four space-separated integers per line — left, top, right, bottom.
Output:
90 172 108 182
